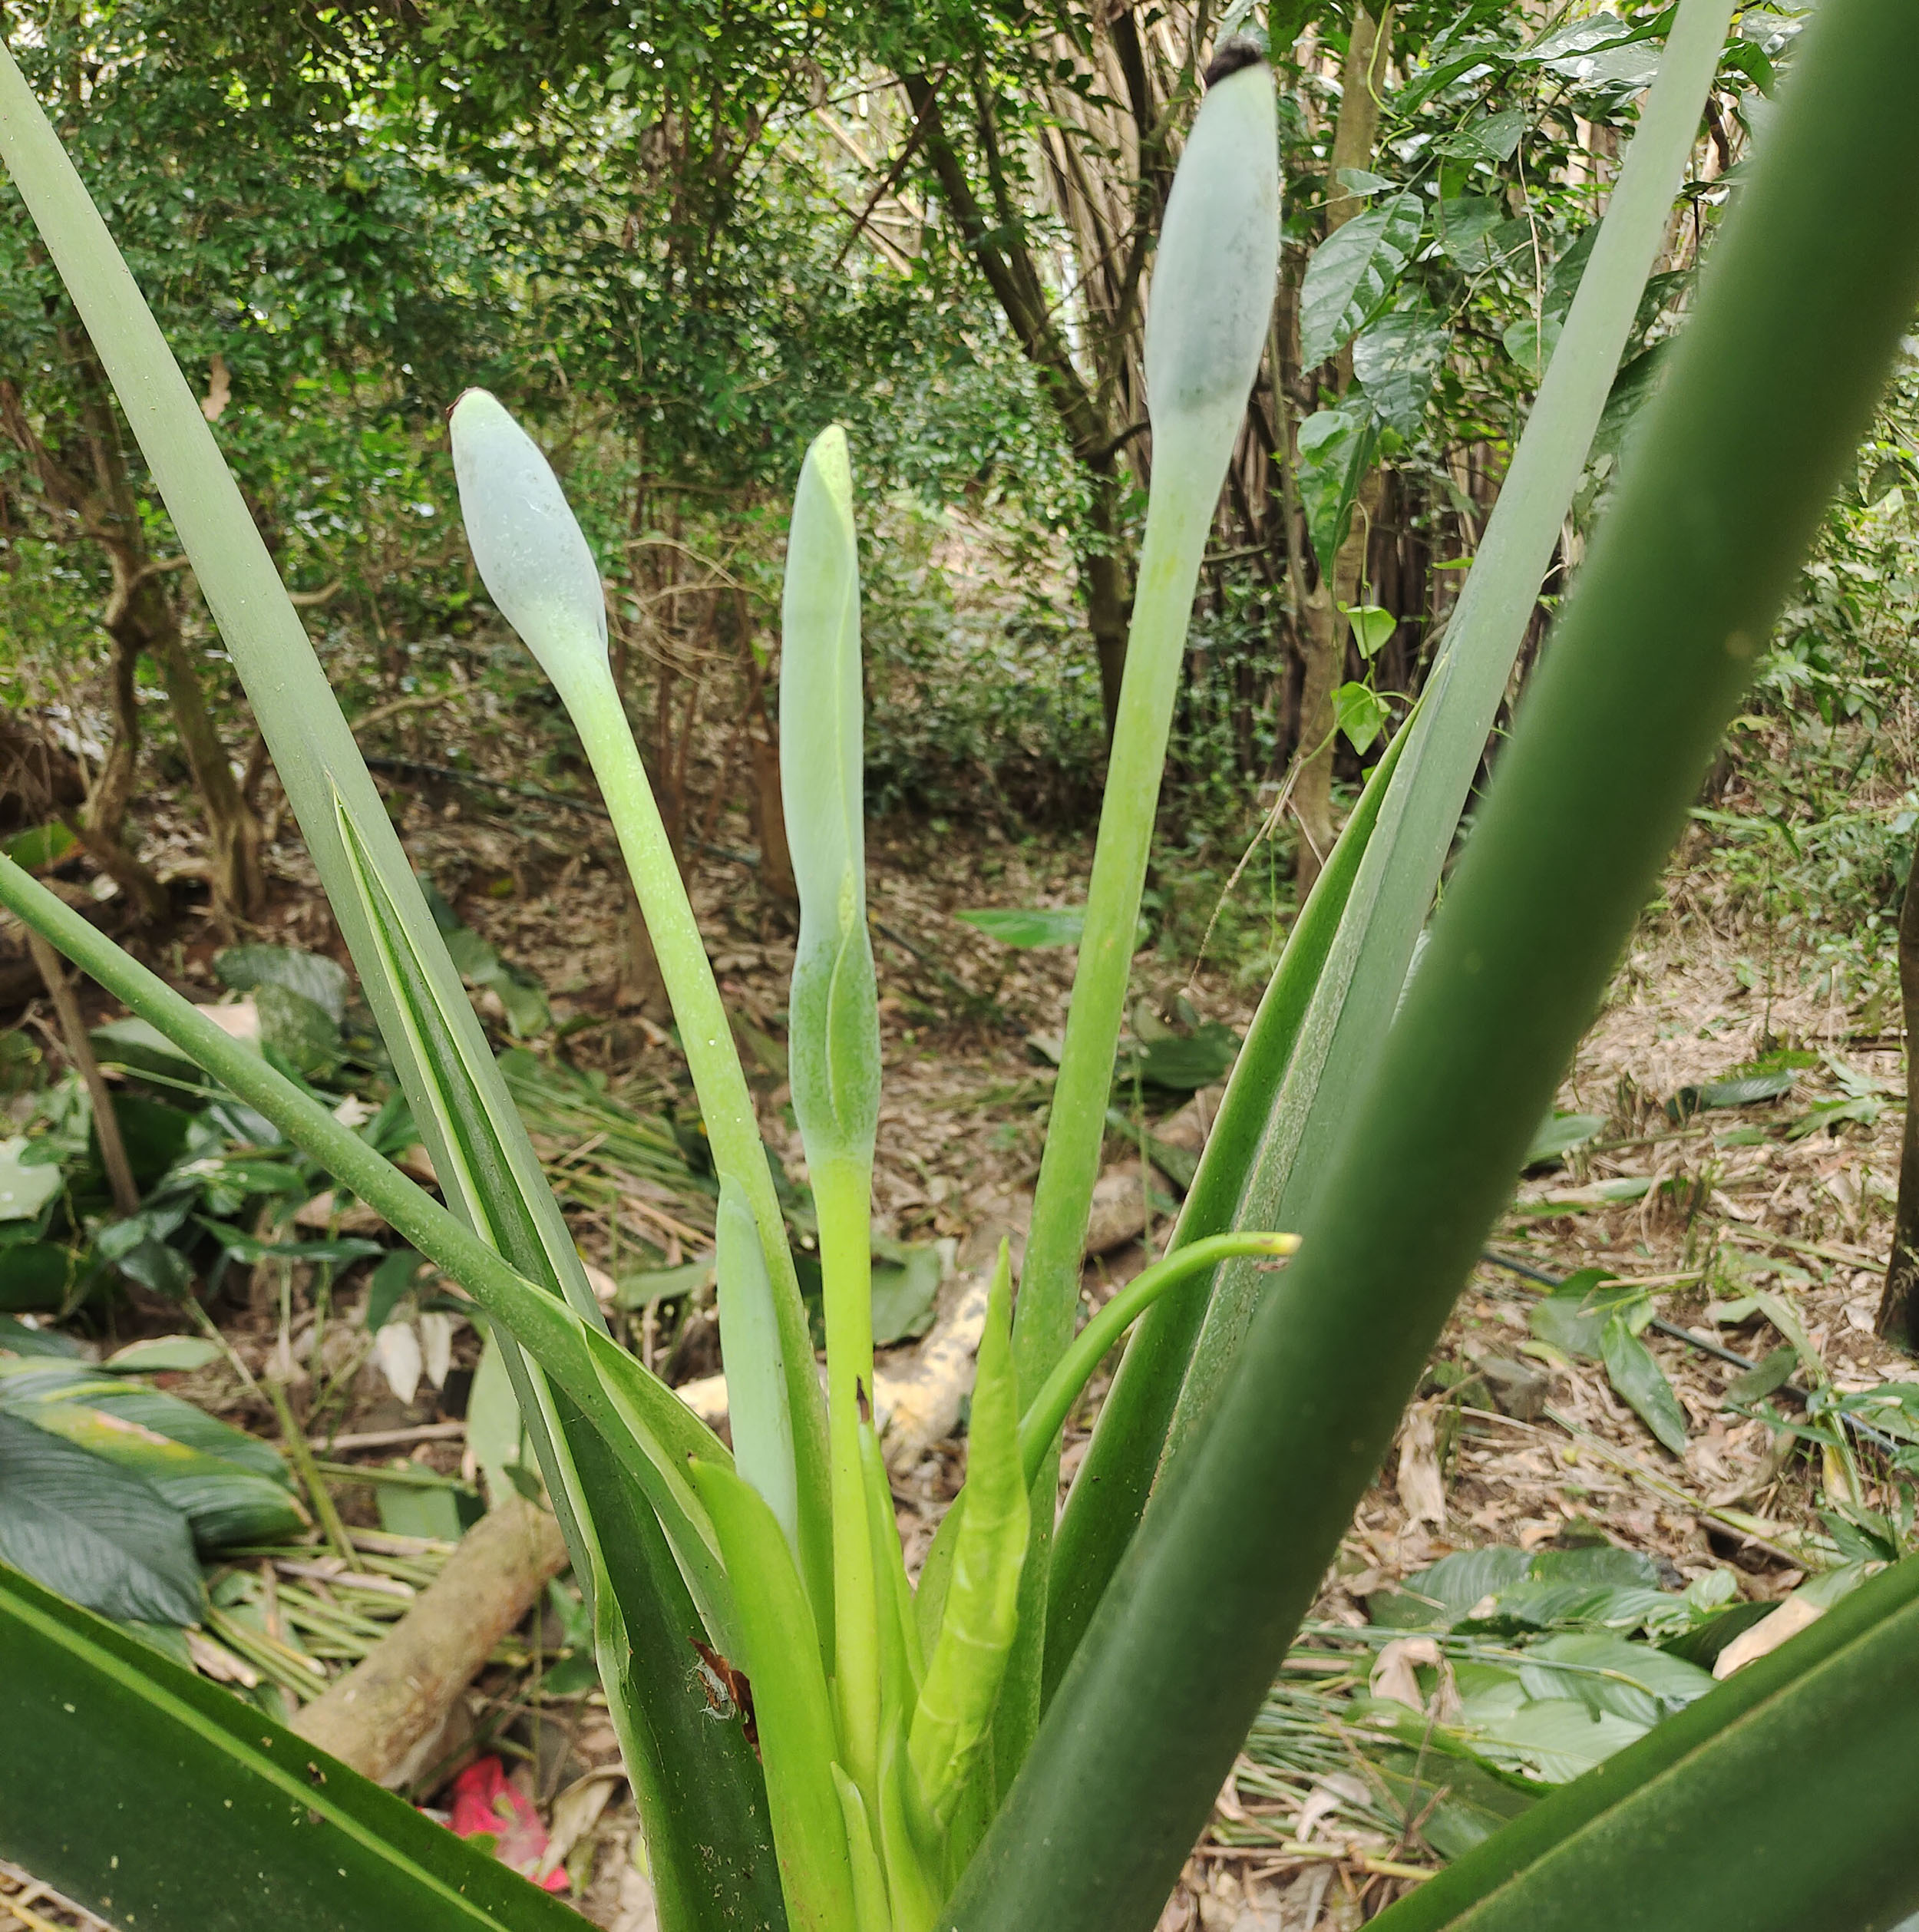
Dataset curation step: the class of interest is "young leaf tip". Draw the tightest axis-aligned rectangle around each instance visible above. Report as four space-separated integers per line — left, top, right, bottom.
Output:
448 387 608 689
803 421 853 504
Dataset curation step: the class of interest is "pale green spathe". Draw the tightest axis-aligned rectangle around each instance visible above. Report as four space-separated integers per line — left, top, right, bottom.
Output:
449 388 609 689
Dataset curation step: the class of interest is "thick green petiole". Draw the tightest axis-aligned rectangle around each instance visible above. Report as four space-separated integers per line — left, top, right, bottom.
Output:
816 1152 882 1797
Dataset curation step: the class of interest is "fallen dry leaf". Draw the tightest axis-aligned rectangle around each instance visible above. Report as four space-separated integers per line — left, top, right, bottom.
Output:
537 1772 623 1883
418 1311 457 1391
1713 1592 1825 1679
1396 1400 1446 1530
1370 1636 1442 1713
375 1321 424 1405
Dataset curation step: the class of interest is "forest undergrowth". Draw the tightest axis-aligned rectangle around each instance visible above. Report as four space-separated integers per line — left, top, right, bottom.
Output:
12 650 1919 1932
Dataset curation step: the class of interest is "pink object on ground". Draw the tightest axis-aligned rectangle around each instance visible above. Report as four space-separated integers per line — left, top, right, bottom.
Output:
447 1755 569 1892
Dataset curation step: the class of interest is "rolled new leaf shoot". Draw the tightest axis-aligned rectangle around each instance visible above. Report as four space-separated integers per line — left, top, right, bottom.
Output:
688 1460 857 1932
781 422 886 1792
908 1245 1028 1829
781 423 880 1173
913 1230 1298 1661
449 389 609 699
717 1178 800 1560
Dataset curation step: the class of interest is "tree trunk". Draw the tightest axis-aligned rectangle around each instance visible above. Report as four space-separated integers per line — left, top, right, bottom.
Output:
72 343 264 921
66 560 173 922
748 729 798 906
1290 4 1394 890
902 74 1138 740
1294 467 1385 888
87 619 142 850
153 626 265 921
1085 468 1135 735
1878 831 1919 1347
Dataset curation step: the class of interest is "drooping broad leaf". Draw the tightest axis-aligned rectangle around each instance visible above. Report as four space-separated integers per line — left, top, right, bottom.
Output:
0 1412 203 1626
1299 192 1423 368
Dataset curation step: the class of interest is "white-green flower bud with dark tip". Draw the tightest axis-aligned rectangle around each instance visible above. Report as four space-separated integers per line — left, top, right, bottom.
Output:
1144 48 1280 494
448 388 609 693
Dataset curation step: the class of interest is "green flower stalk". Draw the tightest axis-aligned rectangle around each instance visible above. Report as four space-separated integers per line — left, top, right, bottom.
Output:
1016 48 1280 1389
779 423 886 1797
999 44 1280 1769
448 388 836 1647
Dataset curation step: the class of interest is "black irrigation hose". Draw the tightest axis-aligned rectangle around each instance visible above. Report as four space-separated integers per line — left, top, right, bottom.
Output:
1481 1248 1902 1455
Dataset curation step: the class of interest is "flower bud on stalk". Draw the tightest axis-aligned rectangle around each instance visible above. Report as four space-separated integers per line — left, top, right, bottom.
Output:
450 385 837 1657
780 425 880 1174
448 389 609 698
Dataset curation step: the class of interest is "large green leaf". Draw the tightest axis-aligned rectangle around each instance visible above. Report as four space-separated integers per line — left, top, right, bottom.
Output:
1370 1555 1919 1931
1045 714 1412 1687
0 61 778 1928
0 848 787 1932
1598 1318 1689 1455
0 1414 203 1627
1299 192 1424 367
0 1369 302 1547
0 1562 586 1932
